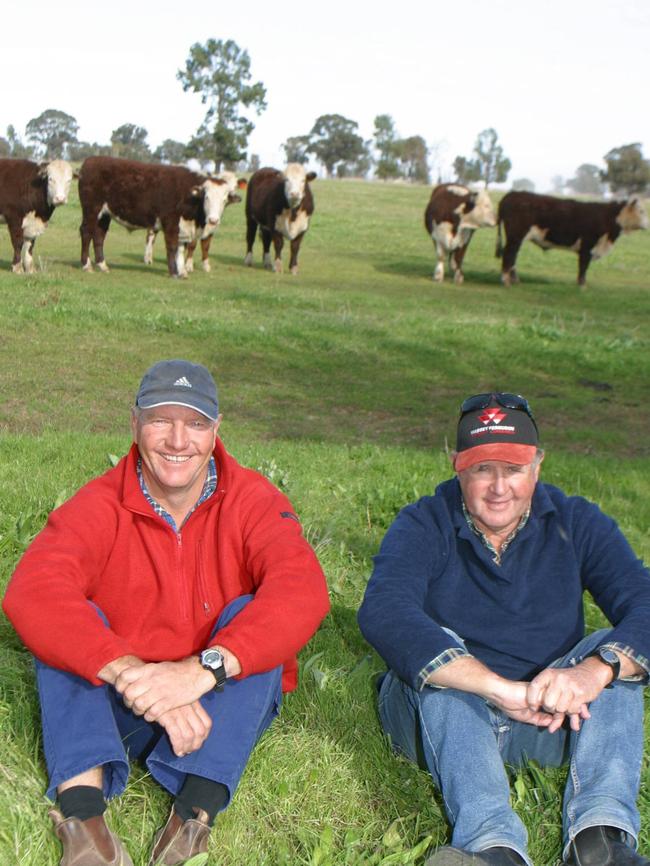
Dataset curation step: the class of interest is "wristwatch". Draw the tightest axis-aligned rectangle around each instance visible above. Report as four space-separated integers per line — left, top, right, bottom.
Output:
200 648 227 692
588 647 620 687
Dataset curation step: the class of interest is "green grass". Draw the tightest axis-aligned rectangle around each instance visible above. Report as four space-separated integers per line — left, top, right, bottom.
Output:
0 178 649 864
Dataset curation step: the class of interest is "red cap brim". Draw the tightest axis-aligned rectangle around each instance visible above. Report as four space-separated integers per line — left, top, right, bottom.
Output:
454 443 537 472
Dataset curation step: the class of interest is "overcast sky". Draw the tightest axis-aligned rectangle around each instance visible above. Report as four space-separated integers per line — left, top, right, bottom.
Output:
3 0 648 191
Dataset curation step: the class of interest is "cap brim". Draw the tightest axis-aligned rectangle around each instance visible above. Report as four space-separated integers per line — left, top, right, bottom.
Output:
136 399 218 421
454 443 537 472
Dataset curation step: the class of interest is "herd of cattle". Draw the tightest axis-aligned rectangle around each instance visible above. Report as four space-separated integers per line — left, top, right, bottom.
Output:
0 156 647 285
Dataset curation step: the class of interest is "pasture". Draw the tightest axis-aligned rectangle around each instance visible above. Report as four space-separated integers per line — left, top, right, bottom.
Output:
0 177 649 865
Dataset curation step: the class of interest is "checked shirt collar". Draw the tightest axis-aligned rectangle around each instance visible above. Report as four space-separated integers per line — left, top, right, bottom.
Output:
136 455 217 533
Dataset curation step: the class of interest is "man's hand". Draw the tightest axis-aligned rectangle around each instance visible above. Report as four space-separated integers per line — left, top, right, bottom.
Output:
488 679 561 728
114 657 214 721
526 659 614 732
158 701 212 757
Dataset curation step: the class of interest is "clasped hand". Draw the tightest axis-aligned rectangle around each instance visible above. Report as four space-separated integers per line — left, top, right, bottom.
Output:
493 663 606 733
114 658 207 722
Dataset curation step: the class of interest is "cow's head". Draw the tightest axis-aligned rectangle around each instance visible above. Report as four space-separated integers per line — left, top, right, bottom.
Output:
617 196 649 232
460 189 496 228
283 163 316 209
196 178 238 229
38 159 74 207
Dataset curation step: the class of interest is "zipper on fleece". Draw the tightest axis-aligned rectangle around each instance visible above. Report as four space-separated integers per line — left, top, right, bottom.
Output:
197 538 212 617
175 531 190 622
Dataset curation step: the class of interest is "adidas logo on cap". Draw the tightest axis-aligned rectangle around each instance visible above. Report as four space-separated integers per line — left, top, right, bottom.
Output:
173 377 192 388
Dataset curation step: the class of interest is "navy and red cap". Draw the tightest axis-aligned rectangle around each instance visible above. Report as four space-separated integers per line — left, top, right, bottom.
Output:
454 395 539 472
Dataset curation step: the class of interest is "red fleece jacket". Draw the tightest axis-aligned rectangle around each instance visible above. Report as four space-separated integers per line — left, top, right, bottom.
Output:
3 439 330 692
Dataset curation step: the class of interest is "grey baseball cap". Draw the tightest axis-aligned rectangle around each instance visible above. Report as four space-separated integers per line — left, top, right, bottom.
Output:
135 360 219 420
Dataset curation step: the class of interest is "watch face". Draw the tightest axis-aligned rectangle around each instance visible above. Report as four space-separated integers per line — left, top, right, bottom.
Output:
600 649 619 665
202 649 224 668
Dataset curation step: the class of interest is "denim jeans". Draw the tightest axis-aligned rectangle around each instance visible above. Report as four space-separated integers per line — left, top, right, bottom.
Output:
378 629 644 864
36 594 283 811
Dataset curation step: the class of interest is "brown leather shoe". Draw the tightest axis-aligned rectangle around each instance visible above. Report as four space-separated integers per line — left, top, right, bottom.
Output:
49 809 134 866
148 808 211 865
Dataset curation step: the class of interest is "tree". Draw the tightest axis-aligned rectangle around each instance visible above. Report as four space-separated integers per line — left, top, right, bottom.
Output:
550 175 565 194
566 164 603 196
511 178 535 192
396 135 430 184
153 139 188 164
601 143 650 195
67 141 111 161
6 125 33 158
281 135 311 165
0 137 10 157
26 109 79 159
373 114 400 180
453 155 480 185
247 153 261 172
470 128 511 188
177 38 267 170
307 114 368 177
110 124 151 160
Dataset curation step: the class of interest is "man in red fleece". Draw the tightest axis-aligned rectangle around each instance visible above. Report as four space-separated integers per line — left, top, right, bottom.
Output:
3 359 330 866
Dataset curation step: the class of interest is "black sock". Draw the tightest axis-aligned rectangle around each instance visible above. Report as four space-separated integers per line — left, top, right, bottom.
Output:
174 775 228 826
58 785 106 821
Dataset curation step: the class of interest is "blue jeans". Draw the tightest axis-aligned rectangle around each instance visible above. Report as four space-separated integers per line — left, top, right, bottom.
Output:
36 595 283 811
378 629 645 864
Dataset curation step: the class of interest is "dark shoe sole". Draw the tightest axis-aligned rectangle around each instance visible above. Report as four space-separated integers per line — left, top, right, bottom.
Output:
426 847 483 866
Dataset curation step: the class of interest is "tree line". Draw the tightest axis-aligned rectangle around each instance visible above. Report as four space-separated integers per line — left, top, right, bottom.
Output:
1 37 648 197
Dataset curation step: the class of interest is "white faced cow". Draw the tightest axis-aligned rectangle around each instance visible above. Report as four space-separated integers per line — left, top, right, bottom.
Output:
143 169 246 273
496 191 649 285
0 158 74 273
424 183 496 284
244 163 316 275
78 156 237 277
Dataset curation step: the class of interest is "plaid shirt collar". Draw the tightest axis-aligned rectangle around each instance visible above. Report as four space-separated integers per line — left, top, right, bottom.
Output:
462 499 530 566
136 455 217 533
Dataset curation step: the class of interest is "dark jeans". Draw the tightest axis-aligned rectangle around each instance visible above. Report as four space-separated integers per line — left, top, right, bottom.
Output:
36 594 283 811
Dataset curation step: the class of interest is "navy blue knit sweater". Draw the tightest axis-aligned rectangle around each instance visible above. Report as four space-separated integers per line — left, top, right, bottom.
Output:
358 478 650 688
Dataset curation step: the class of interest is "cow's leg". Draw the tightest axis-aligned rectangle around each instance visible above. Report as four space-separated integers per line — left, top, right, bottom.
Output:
93 214 111 273
200 236 212 272
272 232 284 273
260 228 274 270
288 234 304 275
500 234 523 287
185 240 196 274
163 226 186 278
80 213 94 271
144 229 156 265
577 248 591 286
244 217 257 266
451 245 470 285
8 220 25 273
432 241 445 282
22 238 37 274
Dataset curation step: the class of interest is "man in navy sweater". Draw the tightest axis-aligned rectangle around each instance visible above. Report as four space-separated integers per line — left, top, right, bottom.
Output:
358 393 650 866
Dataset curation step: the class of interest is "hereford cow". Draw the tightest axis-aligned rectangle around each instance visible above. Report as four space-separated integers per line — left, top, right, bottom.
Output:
424 183 496 284
244 164 316 274
0 158 74 273
78 157 240 277
143 169 246 272
496 191 649 286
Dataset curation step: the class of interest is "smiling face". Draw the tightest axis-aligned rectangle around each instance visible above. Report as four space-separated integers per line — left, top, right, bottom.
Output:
131 404 219 514
457 458 541 542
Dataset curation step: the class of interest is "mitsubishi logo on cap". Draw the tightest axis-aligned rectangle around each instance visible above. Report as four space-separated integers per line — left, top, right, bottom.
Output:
478 408 506 425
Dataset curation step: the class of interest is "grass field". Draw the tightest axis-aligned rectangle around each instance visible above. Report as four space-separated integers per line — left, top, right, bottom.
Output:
0 177 649 865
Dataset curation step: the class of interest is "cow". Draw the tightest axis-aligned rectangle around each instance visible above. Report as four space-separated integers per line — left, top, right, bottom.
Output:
424 183 496 284
0 158 74 273
244 164 316 275
143 169 246 273
496 191 649 286
78 156 240 277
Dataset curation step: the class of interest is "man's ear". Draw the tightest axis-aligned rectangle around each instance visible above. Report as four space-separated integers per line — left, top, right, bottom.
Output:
449 451 458 470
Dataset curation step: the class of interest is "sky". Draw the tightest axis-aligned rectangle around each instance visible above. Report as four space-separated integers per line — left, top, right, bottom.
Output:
3 0 649 191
